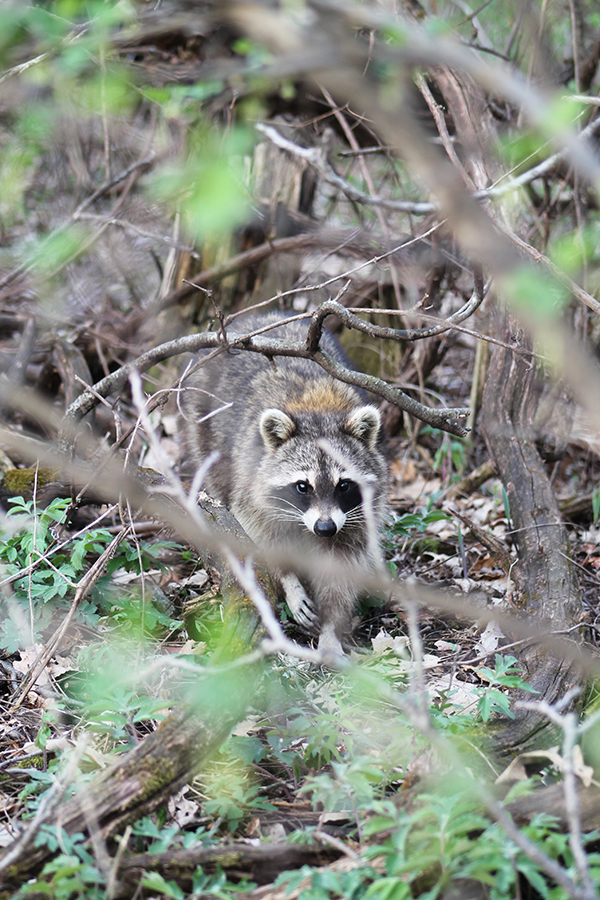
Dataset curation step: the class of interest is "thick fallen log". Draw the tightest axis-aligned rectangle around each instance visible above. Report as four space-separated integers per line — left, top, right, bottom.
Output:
114 841 344 896
507 782 600 832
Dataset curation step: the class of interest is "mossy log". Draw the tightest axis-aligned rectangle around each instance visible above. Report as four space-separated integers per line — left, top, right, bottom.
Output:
113 841 343 896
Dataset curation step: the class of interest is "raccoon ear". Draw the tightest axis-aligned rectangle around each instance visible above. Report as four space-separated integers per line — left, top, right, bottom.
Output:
260 408 296 451
345 406 381 449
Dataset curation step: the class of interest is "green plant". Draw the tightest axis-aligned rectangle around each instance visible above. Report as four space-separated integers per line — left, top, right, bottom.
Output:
132 816 215 853
54 640 171 746
592 483 600 524
279 781 600 900
432 435 466 478
0 495 181 650
360 789 600 900
300 757 386 813
501 485 512 532
200 736 276 833
384 508 450 569
142 867 257 899
0 496 100 649
428 655 536 729
203 776 274 833
475 654 538 722
386 509 450 541
14 851 103 899
277 862 376 900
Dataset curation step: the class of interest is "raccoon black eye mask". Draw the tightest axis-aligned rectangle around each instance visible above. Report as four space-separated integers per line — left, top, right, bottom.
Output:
272 476 362 538
181 311 389 657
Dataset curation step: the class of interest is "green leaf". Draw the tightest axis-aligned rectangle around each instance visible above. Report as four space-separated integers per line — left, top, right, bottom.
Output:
228 735 266 765
503 265 568 319
151 126 253 239
501 486 511 528
70 540 89 572
141 871 185 899
363 875 411 899
593 485 600 524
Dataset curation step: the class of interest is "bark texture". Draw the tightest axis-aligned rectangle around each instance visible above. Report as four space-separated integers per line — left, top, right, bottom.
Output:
482 311 584 751
114 841 343 895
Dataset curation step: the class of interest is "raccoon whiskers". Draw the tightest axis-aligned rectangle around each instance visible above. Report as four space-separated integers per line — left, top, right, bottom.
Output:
340 510 366 531
344 508 364 521
263 509 304 524
270 497 305 515
265 502 305 521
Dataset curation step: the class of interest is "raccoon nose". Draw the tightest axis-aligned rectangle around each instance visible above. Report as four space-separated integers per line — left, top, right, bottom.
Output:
313 518 337 538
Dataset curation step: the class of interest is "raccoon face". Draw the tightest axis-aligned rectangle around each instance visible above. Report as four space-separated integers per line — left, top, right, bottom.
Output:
259 405 381 540
268 469 364 538
275 470 364 538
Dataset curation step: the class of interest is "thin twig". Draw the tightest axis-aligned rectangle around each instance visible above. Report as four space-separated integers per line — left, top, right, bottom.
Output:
497 221 600 316
320 86 405 309
10 526 133 710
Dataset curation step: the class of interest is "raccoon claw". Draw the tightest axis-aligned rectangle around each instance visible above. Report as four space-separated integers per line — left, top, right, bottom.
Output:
293 599 320 631
290 594 320 631
280 574 319 631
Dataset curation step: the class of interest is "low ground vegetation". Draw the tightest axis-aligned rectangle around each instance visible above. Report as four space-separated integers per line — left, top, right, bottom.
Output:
2 1 600 898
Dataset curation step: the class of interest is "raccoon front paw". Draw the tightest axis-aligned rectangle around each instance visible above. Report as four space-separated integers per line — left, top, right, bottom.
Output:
280 574 319 632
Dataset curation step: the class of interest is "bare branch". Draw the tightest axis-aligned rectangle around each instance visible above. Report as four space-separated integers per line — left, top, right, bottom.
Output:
305 0 600 185
58 310 472 449
310 270 487 343
71 154 158 218
259 110 600 214
256 122 436 215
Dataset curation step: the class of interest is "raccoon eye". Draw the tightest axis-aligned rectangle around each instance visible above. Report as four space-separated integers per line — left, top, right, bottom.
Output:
295 481 310 494
338 479 352 492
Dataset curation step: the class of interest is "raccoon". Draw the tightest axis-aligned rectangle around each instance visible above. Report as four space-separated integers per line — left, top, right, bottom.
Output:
180 312 389 656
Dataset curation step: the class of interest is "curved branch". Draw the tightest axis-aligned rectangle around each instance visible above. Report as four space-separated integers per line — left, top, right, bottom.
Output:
59 312 471 449
312 347 469 434
306 273 486 346
256 123 437 215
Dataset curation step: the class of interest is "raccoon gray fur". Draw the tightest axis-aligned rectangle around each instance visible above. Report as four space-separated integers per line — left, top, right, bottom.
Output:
180 312 389 656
